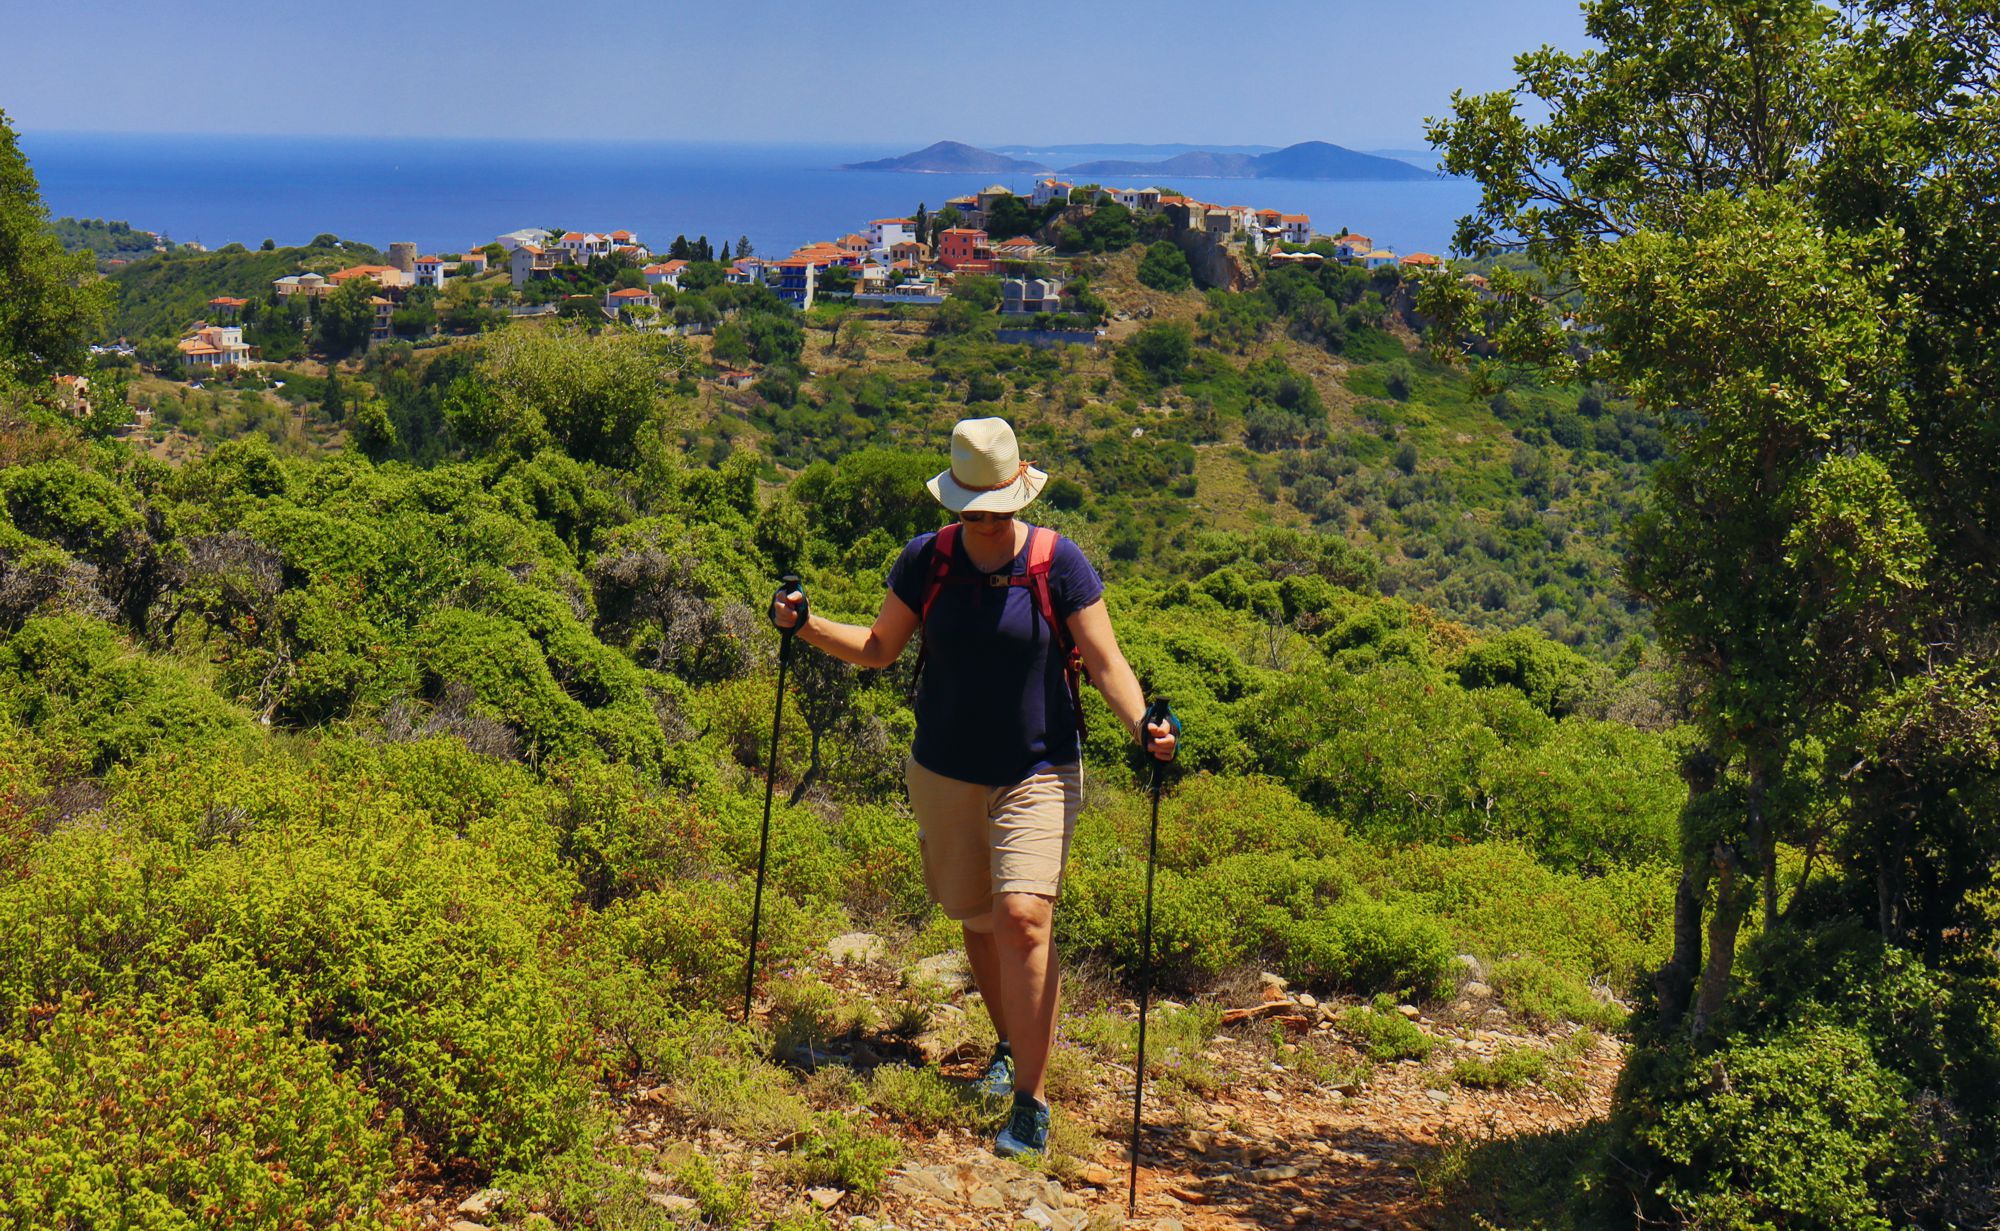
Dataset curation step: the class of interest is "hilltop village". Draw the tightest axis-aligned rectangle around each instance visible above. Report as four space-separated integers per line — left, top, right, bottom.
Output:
142 177 1444 376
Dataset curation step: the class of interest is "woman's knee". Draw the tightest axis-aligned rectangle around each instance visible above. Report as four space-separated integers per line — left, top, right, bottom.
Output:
992 893 1053 949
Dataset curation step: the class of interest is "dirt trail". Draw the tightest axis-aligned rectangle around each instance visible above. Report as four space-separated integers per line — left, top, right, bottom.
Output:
408 943 1621 1231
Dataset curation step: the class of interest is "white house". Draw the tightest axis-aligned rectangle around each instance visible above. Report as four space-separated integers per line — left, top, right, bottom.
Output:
496 228 552 252
1030 178 1072 207
272 271 330 299
727 258 765 286
413 255 449 289
642 260 689 289
511 243 561 288
1281 213 1313 245
558 231 614 261
606 286 659 315
1362 249 1398 269
177 323 253 368
868 218 915 253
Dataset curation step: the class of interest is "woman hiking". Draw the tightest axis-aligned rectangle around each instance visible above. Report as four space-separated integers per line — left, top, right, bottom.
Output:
772 416 1176 1159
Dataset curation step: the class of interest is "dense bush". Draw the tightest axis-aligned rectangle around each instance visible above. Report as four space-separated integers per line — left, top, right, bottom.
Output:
0 1008 396 1229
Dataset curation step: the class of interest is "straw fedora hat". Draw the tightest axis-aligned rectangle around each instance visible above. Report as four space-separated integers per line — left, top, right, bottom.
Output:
927 417 1049 513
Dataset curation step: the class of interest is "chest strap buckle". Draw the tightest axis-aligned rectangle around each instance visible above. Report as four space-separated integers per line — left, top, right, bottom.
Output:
985 573 1014 588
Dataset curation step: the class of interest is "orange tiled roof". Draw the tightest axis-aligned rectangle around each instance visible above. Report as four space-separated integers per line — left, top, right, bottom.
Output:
609 287 654 298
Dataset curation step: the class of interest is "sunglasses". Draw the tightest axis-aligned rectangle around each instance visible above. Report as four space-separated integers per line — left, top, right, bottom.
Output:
958 511 1016 525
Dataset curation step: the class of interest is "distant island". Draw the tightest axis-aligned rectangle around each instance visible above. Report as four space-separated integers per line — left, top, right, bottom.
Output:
1064 141 1434 182
843 139 1438 182
841 141 1050 174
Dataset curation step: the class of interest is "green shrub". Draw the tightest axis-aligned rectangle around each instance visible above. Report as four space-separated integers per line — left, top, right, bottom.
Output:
496 1128 677 1231
1633 1025 1932 1231
0 752 593 1174
1489 956 1628 1030
0 615 250 774
866 1064 988 1131
1137 242 1193 293
674 1152 752 1227
1068 1002 1225 1095
1277 895 1455 999
0 1008 394 1229
1449 1031 1593 1099
779 1113 901 1197
603 872 824 1011
647 1011 811 1140
1337 997 1435 1061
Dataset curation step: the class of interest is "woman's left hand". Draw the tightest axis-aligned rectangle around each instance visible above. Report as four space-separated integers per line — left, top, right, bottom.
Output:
1143 718 1177 762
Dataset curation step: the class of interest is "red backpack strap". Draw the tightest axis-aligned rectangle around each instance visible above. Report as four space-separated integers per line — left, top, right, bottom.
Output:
1022 528 1089 735
920 523 961 623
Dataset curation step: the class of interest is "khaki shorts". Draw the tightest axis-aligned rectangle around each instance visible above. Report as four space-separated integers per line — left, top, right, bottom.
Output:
905 758 1083 919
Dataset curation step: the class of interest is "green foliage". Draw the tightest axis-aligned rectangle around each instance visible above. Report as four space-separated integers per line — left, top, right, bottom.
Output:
48 216 160 259
1633 1026 1932 1231
0 1008 395 1230
0 616 250 773
1277 895 1455 999
1449 1033 1592 1099
1338 997 1435 1061
0 111 115 389
314 277 379 361
1136 241 1193 292
476 323 688 466
779 1114 901 1197
1453 627 1595 715
1125 322 1192 388
1489 957 1628 1031
866 1063 988 1131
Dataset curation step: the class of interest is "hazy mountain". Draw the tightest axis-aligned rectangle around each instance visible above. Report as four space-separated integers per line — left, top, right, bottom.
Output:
1063 140 1435 182
1364 148 1443 171
991 142 1277 159
841 141 1050 173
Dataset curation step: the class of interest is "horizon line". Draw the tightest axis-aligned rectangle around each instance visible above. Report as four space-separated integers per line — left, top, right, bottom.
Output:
18 127 1430 152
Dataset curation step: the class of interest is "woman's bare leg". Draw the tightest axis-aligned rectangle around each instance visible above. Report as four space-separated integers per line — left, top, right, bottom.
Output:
990 891 1059 1100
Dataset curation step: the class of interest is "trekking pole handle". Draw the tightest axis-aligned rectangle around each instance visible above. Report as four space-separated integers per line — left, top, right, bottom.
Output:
769 574 808 636
1141 695 1179 760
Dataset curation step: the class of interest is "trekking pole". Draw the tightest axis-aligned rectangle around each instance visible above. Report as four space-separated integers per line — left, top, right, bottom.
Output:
744 574 805 1023
1129 695 1176 1217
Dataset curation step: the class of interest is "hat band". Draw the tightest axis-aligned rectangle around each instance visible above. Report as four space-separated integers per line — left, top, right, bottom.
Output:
955 459 1031 492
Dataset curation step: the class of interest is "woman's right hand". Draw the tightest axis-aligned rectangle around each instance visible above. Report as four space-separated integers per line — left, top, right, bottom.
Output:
771 587 807 631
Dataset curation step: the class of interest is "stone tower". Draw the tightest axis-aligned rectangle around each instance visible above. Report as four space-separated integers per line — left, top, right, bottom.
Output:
389 242 417 273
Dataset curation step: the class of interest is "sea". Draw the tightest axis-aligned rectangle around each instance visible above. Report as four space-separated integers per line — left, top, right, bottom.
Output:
21 131 1483 260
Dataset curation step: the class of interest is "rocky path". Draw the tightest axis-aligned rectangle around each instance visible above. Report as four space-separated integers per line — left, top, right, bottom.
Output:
418 937 1623 1231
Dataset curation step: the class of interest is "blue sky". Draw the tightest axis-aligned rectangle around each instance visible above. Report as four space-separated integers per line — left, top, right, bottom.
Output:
5 0 1588 148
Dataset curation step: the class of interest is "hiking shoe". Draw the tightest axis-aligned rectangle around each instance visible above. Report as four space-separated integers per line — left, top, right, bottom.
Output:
994 1091 1051 1158
976 1046 1015 1097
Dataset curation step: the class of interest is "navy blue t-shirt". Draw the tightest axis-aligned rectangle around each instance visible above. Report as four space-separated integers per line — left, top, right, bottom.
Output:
888 525 1105 786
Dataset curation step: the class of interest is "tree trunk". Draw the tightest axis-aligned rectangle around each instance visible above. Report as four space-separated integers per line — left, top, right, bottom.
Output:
1691 847 1752 1040
1657 854 1711 1033
1656 747 1721 1034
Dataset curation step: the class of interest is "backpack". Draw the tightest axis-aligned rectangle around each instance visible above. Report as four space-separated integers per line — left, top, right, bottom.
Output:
915 523 1088 735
